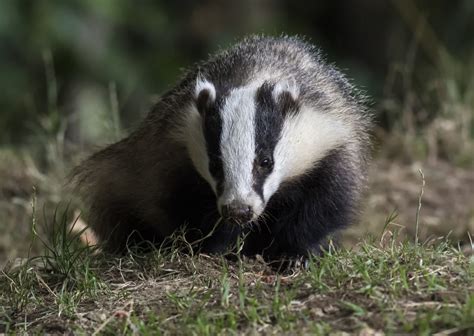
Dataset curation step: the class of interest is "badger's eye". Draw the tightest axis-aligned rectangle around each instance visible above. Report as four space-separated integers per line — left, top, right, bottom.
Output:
257 157 274 171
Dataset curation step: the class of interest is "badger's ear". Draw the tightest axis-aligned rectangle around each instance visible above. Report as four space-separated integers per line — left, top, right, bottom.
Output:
272 79 300 115
195 76 216 115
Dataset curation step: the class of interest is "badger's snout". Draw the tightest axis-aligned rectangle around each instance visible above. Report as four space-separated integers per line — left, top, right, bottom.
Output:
221 201 254 224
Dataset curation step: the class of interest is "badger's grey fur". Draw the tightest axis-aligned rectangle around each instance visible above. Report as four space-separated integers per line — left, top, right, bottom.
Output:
74 35 372 259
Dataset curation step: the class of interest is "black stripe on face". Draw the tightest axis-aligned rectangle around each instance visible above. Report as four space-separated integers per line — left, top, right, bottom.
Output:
253 81 299 199
198 90 225 195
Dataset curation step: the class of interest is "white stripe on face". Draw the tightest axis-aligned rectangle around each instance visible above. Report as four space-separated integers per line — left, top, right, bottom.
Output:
218 85 264 217
263 105 353 201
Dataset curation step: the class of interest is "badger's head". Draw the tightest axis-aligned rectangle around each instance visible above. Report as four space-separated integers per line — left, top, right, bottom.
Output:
184 76 351 225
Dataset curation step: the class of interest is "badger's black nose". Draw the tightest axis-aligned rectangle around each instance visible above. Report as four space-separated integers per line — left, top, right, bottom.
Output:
221 202 253 223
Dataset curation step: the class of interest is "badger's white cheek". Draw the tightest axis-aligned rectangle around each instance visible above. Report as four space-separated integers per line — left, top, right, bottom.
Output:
249 194 265 219
189 152 218 193
252 201 265 220
262 170 283 203
183 110 218 193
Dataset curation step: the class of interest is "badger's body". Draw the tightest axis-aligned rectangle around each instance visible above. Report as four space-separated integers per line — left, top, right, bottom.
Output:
74 36 371 259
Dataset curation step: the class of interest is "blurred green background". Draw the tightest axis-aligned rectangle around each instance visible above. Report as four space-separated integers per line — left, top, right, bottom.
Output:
1 0 473 153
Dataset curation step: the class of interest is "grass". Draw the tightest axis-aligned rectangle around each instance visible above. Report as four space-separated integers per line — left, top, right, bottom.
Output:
0 210 472 335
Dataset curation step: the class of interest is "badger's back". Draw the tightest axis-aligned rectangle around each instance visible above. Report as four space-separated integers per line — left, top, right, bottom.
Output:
73 35 371 256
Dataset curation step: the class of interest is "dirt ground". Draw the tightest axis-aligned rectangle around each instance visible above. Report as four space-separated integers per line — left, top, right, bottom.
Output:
348 159 474 246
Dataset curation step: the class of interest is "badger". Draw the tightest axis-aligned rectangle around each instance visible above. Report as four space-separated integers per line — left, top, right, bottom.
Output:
74 35 371 260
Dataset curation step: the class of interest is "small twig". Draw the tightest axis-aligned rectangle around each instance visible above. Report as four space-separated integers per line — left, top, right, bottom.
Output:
35 273 58 299
415 169 425 245
433 326 473 336
400 301 457 309
407 265 448 281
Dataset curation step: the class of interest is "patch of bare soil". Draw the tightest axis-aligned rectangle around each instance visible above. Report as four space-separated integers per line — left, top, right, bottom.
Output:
346 159 474 245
